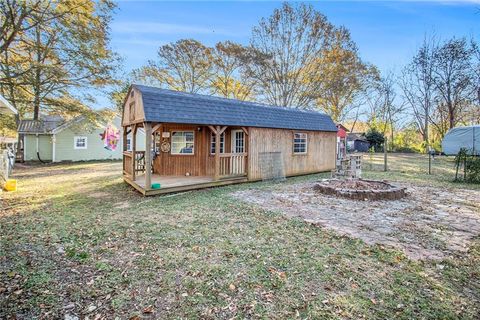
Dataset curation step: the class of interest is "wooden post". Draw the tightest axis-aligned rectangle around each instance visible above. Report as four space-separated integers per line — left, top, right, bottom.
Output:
383 137 388 172
428 151 432 175
214 125 220 181
144 122 152 190
131 124 137 181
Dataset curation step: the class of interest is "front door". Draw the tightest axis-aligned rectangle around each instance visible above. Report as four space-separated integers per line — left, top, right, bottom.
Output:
231 130 245 174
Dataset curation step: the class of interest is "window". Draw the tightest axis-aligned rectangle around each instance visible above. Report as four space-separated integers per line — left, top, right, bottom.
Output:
232 130 245 153
210 132 225 154
171 131 194 154
126 138 131 151
74 136 87 149
293 133 307 154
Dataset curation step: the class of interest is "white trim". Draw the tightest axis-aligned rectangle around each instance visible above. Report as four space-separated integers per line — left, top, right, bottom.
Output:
170 131 195 155
74 136 88 149
210 131 225 154
293 132 308 154
52 134 56 162
0 94 17 115
126 137 131 151
51 116 85 134
23 135 26 162
36 134 39 153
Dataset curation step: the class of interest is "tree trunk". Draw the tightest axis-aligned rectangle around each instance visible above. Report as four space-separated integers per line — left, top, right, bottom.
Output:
33 26 41 120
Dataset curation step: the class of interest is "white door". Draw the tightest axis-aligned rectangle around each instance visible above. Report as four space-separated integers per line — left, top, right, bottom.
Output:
231 130 245 174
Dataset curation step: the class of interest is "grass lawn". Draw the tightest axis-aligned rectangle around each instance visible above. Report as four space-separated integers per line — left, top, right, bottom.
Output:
1 154 479 319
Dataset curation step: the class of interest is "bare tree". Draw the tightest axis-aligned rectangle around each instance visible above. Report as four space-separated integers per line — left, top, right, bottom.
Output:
374 72 406 150
400 36 437 150
134 39 213 94
245 2 335 108
432 37 475 130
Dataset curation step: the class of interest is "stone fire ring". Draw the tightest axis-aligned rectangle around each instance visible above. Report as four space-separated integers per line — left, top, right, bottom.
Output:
313 179 407 201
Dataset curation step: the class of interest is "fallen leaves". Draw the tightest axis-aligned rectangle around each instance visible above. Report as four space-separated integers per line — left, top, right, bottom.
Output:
1 159 479 319
13 289 23 295
267 266 287 280
143 305 154 314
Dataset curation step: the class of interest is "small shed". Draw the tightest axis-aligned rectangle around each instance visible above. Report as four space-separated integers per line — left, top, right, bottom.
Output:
442 125 479 155
347 133 370 152
121 84 338 195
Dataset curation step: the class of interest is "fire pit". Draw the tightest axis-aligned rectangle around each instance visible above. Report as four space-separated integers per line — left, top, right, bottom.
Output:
313 179 407 201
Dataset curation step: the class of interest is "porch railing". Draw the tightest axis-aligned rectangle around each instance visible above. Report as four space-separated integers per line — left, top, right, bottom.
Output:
123 151 146 177
219 153 247 177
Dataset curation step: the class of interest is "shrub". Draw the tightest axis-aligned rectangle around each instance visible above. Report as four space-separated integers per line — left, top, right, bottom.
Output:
454 148 480 183
365 129 385 152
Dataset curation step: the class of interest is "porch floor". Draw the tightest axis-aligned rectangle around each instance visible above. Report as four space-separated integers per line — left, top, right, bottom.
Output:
127 174 248 196
135 174 214 189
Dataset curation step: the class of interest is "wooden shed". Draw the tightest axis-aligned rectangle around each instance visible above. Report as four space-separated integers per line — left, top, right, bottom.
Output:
122 84 337 195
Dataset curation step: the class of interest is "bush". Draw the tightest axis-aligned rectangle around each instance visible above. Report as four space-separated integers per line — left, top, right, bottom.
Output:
365 129 385 152
465 157 480 183
454 148 480 183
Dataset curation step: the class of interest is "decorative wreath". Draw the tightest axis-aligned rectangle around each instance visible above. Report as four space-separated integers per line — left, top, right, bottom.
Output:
160 141 171 153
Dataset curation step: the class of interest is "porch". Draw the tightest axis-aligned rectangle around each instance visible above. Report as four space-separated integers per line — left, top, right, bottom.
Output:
122 122 249 195
128 173 248 196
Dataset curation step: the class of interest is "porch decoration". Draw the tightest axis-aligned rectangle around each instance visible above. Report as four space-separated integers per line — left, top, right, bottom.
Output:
101 124 120 151
160 140 170 153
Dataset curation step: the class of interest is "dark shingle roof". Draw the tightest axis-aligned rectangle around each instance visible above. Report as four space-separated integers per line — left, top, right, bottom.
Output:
347 132 368 142
18 115 65 134
134 85 337 132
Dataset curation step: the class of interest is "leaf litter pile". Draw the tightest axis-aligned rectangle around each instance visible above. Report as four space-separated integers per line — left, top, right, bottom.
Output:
234 181 480 260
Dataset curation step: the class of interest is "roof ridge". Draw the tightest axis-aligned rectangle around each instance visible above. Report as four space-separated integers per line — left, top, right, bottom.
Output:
132 83 337 132
133 84 326 116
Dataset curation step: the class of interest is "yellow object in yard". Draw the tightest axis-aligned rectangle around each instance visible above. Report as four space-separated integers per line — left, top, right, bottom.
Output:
4 179 17 191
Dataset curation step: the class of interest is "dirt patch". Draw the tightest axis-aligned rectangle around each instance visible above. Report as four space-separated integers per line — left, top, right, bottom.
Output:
233 181 480 260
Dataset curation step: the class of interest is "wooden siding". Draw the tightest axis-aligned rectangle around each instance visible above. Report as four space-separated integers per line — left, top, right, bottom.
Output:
247 128 336 180
152 124 248 177
122 87 145 126
153 124 213 176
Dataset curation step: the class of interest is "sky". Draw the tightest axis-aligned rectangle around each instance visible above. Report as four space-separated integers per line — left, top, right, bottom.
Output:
103 0 479 106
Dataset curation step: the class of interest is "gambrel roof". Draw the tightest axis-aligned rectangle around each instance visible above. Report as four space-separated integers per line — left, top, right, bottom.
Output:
133 84 337 132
